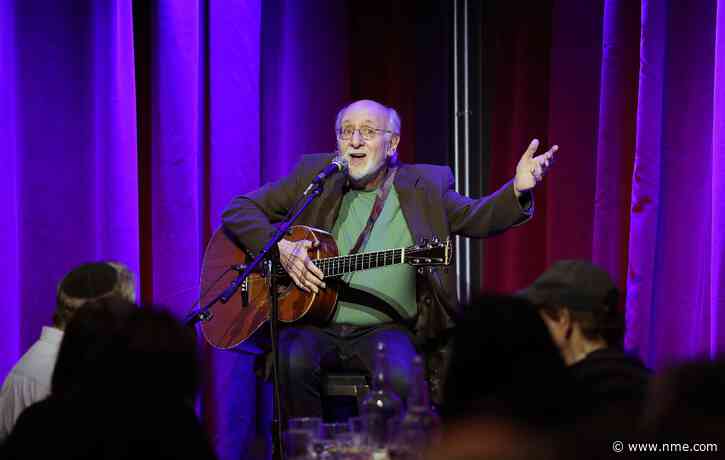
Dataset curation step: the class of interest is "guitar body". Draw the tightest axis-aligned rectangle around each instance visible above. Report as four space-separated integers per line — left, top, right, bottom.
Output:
200 225 339 349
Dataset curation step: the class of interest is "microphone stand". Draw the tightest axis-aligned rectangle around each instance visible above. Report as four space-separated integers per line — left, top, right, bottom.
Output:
185 183 326 460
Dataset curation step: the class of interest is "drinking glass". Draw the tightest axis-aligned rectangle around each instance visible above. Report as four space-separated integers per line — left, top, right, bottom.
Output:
310 422 350 459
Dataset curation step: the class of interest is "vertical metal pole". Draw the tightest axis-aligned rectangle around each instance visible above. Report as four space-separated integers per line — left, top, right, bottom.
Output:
452 0 486 305
453 0 472 304
462 0 472 305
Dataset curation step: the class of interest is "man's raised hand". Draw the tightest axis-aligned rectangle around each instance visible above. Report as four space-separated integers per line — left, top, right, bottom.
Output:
513 138 558 196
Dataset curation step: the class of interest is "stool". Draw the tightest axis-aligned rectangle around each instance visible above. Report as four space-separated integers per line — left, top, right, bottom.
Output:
321 371 370 422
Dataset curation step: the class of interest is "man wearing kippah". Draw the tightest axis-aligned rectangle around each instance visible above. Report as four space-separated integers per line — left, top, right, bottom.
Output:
0 261 135 440
519 260 650 421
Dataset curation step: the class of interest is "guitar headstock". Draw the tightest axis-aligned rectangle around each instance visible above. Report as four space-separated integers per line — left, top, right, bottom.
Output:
404 237 454 267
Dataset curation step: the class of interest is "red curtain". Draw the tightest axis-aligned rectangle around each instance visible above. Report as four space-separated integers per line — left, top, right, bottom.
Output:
483 0 639 300
483 0 725 371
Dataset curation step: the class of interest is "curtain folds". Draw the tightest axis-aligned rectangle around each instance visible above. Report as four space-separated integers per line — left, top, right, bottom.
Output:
627 0 717 365
3 1 725 458
0 0 20 380
1 0 141 378
712 0 725 354
481 0 725 369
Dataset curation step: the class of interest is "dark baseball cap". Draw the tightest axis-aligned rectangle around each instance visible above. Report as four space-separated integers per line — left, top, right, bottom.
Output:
518 260 619 312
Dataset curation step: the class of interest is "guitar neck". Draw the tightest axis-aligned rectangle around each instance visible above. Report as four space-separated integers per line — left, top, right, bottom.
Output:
315 248 406 278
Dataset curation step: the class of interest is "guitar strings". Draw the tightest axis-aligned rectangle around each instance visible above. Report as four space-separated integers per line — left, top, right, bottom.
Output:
313 248 405 277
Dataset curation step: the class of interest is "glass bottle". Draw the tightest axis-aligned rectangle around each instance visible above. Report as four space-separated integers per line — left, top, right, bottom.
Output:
386 355 441 460
359 341 403 450
398 355 441 447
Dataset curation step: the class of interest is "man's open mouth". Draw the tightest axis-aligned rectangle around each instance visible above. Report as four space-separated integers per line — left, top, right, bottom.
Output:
349 152 366 159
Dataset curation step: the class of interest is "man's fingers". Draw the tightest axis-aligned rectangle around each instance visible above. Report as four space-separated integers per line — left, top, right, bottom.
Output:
517 141 556 187
543 145 557 161
301 277 318 294
292 259 324 293
523 138 540 159
291 259 308 278
533 145 557 170
538 155 550 170
305 259 325 283
300 272 320 293
290 267 319 294
280 238 326 293
301 241 324 279
289 272 311 293
301 267 325 291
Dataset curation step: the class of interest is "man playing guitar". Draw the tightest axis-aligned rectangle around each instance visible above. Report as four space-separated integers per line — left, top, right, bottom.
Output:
220 99 557 418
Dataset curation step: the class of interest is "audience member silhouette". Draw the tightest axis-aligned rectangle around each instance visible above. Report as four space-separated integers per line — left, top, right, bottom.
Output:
641 358 725 451
2 297 215 460
519 261 650 422
435 294 578 460
442 294 578 426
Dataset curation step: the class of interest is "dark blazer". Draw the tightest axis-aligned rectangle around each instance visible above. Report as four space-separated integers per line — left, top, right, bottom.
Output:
222 153 533 402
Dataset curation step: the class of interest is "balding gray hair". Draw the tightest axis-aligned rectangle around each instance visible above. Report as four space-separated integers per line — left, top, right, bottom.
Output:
335 101 401 137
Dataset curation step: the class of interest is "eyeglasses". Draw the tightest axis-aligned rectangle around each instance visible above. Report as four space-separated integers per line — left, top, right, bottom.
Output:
336 125 396 141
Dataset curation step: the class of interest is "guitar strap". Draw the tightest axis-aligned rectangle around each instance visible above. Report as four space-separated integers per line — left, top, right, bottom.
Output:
338 285 413 327
339 166 414 327
348 166 398 255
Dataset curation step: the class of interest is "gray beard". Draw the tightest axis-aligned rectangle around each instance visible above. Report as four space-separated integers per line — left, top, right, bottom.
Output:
347 160 389 190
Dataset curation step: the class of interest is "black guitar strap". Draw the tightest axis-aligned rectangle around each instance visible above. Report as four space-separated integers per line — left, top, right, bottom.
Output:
338 284 414 327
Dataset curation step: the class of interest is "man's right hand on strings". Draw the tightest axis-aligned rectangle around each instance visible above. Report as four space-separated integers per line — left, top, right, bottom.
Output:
277 239 326 294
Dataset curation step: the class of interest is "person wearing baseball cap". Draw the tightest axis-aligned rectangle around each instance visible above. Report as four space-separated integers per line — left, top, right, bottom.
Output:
519 260 650 419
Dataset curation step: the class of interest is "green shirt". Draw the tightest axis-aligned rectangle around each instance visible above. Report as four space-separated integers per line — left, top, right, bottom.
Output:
331 187 417 325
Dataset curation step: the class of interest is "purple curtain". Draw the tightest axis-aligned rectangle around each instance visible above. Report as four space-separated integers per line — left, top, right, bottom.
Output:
0 0 20 379
260 0 350 181
0 0 140 379
142 0 205 312
203 2 263 456
133 3 264 456
592 0 639 289
713 0 725 354
0 1 348 458
483 0 725 370
626 0 719 366
4 0 725 457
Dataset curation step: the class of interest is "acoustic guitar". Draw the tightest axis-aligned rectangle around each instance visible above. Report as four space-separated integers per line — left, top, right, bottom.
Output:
199 225 453 349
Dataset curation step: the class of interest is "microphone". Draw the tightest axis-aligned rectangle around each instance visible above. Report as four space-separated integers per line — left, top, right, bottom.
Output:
303 156 348 195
